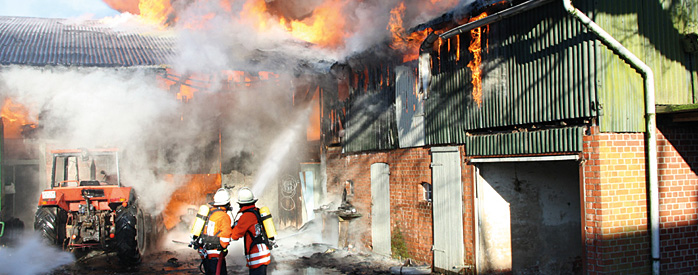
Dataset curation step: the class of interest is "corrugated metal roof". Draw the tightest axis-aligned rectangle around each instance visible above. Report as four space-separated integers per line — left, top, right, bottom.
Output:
0 16 175 67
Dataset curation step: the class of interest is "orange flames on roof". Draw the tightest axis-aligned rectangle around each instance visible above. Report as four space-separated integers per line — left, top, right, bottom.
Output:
1 98 37 139
243 0 349 48
388 2 437 63
467 12 489 107
281 1 348 48
106 0 349 48
106 0 460 51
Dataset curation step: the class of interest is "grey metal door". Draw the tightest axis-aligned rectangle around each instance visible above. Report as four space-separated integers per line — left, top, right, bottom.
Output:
371 162 391 256
431 147 465 272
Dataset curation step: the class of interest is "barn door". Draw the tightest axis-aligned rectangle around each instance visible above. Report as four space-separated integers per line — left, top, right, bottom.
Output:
371 162 391 256
431 147 465 273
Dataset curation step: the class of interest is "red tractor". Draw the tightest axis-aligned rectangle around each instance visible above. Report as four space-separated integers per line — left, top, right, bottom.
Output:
34 148 155 265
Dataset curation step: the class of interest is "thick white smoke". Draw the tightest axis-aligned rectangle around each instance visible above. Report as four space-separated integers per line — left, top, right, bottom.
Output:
0 1 482 272
0 234 75 275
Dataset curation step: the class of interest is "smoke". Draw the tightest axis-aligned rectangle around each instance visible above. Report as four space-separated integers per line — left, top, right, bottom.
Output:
155 0 473 73
0 233 75 274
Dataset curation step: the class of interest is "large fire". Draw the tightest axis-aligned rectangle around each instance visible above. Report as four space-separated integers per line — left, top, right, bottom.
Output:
467 12 489 107
388 2 435 63
104 0 461 51
1 98 37 139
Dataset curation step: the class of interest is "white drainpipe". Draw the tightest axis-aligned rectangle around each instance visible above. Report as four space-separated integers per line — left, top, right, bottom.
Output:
562 1 660 274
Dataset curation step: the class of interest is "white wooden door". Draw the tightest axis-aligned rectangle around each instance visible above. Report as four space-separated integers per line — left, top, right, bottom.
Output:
431 147 465 272
371 162 391 256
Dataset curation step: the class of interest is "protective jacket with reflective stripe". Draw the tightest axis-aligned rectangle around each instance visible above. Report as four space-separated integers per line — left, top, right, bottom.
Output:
202 206 233 259
231 205 271 268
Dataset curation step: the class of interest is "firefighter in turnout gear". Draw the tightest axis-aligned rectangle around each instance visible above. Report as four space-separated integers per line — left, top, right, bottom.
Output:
198 188 234 275
231 187 271 275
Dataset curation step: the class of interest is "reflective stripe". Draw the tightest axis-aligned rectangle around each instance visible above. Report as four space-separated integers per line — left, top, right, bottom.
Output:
247 256 271 266
246 249 270 259
206 249 221 255
245 244 270 267
219 237 231 242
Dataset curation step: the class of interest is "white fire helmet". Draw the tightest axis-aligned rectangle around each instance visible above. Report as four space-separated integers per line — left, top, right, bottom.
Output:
237 187 258 205
213 188 231 206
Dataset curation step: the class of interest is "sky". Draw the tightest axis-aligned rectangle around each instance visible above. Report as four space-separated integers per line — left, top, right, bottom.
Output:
0 0 120 19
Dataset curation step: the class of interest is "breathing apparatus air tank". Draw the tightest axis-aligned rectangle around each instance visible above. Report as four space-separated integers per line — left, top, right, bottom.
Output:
190 205 210 238
259 206 277 241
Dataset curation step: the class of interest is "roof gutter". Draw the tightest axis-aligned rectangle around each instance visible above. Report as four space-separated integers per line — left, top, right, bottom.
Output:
562 1 659 274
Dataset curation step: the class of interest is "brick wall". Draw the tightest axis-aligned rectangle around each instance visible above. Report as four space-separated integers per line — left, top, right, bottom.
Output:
657 123 698 273
388 148 433 264
325 146 435 264
582 126 651 274
582 124 698 274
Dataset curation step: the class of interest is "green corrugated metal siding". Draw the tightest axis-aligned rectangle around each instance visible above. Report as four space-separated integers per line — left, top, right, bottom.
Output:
465 126 584 156
426 1 597 145
595 0 697 132
640 0 696 104
343 61 399 153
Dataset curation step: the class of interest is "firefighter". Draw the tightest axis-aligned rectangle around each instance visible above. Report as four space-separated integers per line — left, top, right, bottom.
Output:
199 188 234 275
231 187 271 275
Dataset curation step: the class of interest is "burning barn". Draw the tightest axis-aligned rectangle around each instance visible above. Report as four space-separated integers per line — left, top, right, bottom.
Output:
1 0 697 274
318 0 698 274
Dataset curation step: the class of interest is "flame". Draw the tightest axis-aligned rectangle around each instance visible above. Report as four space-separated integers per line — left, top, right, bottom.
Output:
103 0 141 15
1 98 37 139
104 0 174 25
241 0 348 48
307 87 321 141
162 174 221 230
388 2 438 63
138 0 173 25
467 12 489 107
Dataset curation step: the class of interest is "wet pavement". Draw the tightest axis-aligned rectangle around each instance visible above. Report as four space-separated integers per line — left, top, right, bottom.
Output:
48 235 403 274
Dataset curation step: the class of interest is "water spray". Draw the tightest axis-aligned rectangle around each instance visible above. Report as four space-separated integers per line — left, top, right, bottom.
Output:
251 106 312 195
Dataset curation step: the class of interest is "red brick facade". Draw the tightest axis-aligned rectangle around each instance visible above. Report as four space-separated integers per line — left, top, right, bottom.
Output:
582 124 698 274
325 146 435 264
582 126 651 273
656 124 698 273
324 123 698 273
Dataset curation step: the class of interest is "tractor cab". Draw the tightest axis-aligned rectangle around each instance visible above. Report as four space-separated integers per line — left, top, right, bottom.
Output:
51 148 120 188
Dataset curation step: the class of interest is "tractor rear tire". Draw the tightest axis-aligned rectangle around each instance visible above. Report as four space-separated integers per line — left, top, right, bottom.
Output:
34 207 67 247
114 204 145 265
